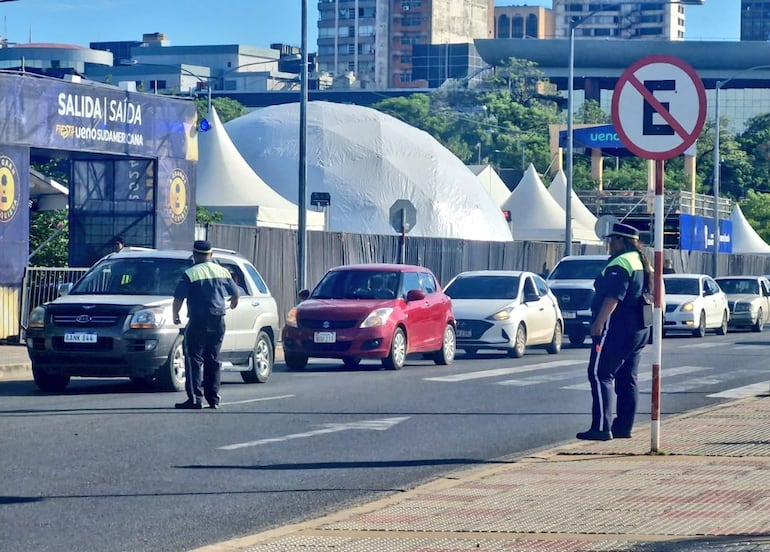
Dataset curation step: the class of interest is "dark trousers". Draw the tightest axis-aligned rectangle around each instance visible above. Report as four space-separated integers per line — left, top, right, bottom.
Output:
183 316 225 405
586 323 649 434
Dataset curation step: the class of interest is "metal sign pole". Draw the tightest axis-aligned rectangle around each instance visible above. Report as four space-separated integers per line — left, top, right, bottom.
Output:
651 158 665 453
400 208 407 264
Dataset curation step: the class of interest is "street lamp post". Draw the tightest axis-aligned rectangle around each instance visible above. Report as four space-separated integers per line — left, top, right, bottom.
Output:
297 0 309 293
712 64 770 277
564 0 703 257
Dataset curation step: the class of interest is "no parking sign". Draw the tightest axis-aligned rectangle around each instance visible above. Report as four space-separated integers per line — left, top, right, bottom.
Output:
611 55 706 160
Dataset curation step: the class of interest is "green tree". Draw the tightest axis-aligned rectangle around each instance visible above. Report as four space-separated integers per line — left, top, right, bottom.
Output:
196 206 224 225
739 190 770 243
29 209 68 267
736 113 770 195
195 97 247 124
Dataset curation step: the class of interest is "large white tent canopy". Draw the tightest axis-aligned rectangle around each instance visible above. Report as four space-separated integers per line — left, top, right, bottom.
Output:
547 169 599 232
196 106 324 229
501 165 601 243
224 101 513 242
730 204 770 255
468 164 511 206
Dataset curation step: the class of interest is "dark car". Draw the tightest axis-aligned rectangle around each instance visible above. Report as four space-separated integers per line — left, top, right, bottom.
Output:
281 264 455 370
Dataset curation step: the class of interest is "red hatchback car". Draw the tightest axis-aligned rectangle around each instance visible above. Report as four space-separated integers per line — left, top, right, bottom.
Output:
282 264 456 370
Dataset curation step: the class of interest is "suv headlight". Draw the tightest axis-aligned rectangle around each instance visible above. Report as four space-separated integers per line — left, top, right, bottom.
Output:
360 308 394 328
130 307 167 329
734 302 752 313
680 301 694 312
28 306 46 328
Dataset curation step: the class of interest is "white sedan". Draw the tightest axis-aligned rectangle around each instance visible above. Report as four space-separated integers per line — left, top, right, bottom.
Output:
715 276 770 332
443 270 563 357
662 274 729 337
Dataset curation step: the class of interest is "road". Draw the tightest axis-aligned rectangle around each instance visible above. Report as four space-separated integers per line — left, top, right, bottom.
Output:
1 330 768 551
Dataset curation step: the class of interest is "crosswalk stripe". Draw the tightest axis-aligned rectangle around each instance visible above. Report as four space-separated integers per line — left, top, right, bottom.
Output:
561 365 711 391
707 382 770 398
423 360 582 382
678 342 728 349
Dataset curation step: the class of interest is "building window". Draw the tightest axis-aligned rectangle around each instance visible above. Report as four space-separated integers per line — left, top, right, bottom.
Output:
497 15 510 38
400 72 412 83
526 14 538 38
512 16 523 37
403 16 422 26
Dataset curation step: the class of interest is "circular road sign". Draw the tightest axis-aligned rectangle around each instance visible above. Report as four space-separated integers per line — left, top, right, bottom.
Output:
611 55 706 161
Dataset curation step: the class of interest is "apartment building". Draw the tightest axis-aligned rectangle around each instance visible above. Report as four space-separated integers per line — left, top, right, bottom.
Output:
552 0 689 40
494 5 554 39
317 0 493 89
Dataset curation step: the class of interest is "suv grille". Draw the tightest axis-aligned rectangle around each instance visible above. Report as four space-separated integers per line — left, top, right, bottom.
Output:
553 289 594 311
52 314 122 326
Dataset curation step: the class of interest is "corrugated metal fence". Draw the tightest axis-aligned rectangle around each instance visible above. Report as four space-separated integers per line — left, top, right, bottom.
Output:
3 224 770 341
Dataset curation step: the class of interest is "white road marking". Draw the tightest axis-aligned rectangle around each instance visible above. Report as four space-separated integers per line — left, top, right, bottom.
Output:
561 365 711 391
423 360 582 382
218 416 410 450
678 342 729 349
222 394 295 406
707 382 770 399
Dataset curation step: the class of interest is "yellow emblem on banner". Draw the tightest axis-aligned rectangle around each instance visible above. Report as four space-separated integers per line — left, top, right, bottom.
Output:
168 168 189 224
0 155 19 223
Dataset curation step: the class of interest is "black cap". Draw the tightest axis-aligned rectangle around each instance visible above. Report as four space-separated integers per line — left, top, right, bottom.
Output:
112 236 124 245
607 222 639 240
193 240 213 254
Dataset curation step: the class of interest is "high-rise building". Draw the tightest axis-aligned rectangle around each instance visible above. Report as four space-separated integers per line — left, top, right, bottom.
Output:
494 5 554 39
552 0 689 40
741 0 770 41
317 0 493 89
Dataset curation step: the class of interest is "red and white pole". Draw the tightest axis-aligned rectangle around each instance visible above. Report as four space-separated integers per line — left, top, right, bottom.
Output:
650 158 665 453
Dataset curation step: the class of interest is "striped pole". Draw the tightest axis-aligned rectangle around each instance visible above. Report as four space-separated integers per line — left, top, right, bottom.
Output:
651 158 665 453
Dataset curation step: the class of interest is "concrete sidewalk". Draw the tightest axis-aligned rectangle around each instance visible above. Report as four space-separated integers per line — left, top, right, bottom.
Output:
3 344 769 551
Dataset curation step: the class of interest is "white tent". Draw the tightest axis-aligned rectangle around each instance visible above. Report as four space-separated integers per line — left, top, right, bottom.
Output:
730 204 770 254
196 106 325 230
224 101 513 242
467 164 511 206
501 165 601 243
547 169 599 232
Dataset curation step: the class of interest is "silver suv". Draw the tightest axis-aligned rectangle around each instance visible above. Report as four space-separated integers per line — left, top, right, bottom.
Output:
25 248 279 392
545 254 608 346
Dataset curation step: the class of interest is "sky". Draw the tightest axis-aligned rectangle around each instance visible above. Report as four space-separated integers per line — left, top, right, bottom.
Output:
0 0 742 50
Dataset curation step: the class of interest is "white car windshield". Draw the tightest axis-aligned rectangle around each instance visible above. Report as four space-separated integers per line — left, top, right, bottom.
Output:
716 279 758 295
70 258 192 296
664 278 700 296
445 275 520 300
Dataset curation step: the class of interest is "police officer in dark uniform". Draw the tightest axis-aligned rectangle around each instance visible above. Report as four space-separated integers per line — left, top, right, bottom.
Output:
172 240 239 410
577 222 652 441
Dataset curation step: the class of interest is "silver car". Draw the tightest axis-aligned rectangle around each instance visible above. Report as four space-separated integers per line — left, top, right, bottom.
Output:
444 270 563 357
715 276 770 332
25 248 279 392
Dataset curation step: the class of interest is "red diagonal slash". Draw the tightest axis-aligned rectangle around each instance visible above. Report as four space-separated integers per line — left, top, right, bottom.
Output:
626 71 695 145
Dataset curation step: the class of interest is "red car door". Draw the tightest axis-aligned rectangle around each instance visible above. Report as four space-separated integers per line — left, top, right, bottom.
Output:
401 271 432 351
420 271 448 350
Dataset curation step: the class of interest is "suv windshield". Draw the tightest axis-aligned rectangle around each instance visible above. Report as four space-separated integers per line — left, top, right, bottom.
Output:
548 259 607 280
70 258 192 296
311 270 401 300
445 275 519 300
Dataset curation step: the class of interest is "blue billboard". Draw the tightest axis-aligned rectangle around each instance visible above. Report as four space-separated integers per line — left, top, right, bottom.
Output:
680 214 732 253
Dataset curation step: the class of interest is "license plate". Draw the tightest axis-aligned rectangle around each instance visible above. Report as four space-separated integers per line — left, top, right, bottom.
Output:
64 332 97 343
457 330 472 338
314 331 336 344
562 311 577 319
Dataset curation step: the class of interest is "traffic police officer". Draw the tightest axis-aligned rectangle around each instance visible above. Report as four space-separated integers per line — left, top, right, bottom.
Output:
577 222 652 441
172 240 239 410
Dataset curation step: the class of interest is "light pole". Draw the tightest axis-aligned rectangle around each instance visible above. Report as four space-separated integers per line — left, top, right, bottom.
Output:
564 0 703 257
297 0 309 292
713 64 770 277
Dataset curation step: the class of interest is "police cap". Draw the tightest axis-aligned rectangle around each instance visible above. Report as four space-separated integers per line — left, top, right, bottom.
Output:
193 240 213 254
607 222 639 240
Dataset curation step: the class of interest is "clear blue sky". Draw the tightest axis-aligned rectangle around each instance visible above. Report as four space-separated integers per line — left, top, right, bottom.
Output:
0 0 740 49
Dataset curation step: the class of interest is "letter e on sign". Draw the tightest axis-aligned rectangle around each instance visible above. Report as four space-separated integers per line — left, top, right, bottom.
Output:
611 55 706 160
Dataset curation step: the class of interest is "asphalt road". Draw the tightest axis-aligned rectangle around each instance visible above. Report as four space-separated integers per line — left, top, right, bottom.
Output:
1 330 768 552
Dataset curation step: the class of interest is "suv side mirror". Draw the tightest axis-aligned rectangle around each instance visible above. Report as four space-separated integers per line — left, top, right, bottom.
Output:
298 289 310 301
406 289 426 302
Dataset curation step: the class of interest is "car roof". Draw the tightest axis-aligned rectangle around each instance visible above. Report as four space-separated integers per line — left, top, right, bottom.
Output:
557 255 609 261
663 273 706 278
329 263 429 272
716 275 763 280
454 270 531 277
105 248 244 261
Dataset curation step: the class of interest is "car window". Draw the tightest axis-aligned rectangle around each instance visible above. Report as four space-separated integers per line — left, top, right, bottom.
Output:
704 278 717 296
523 277 538 298
244 264 270 295
312 269 400 300
547 258 607 280
663 277 699 296
70 258 190 296
219 261 249 296
444 275 519 300
419 272 437 294
534 275 550 296
717 278 758 295
402 272 421 296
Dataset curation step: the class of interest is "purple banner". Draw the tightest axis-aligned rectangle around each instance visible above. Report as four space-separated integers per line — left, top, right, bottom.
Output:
0 146 29 284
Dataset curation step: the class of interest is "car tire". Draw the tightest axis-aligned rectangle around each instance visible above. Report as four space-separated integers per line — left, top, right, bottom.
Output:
693 312 707 338
241 331 273 383
158 336 186 392
31 363 70 392
433 324 456 365
716 311 728 335
568 333 585 346
507 324 526 358
382 327 406 370
342 356 361 368
546 321 562 354
753 309 764 333
284 352 308 371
